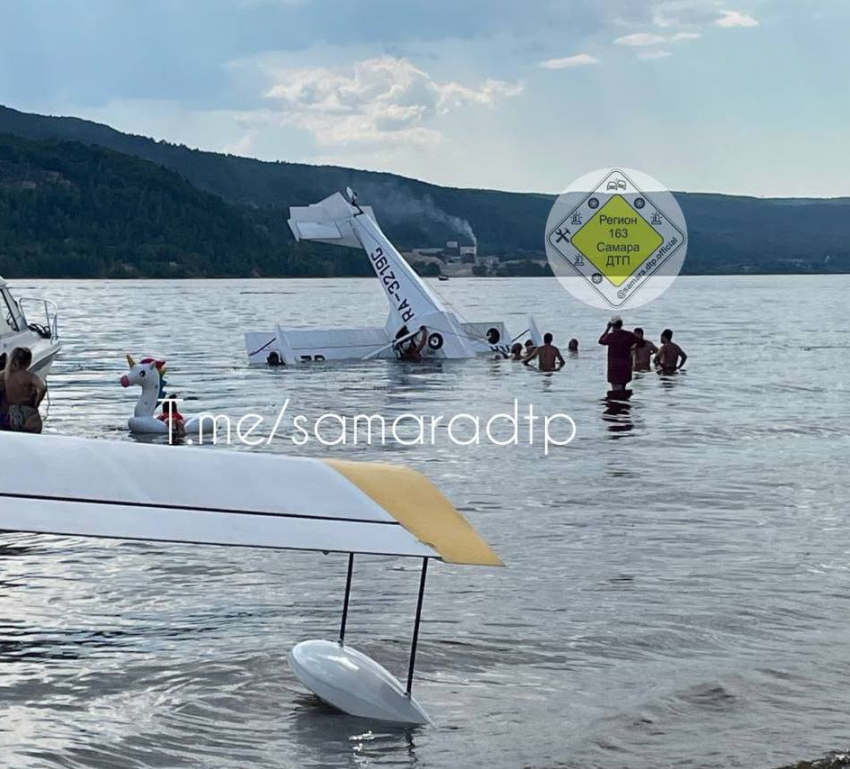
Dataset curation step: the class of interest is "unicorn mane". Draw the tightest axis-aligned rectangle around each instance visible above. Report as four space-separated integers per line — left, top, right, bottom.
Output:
140 357 169 405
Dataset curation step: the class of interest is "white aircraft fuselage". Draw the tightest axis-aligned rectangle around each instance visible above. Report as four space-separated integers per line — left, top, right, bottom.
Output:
245 192 536 365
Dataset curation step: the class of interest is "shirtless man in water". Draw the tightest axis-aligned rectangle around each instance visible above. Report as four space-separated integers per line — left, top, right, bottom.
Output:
631 327 658 372
655 329 688 374
523 332 565 372
0 347 47 433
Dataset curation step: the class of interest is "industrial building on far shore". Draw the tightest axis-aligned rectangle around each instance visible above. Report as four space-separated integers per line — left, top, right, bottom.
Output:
402 240 500 277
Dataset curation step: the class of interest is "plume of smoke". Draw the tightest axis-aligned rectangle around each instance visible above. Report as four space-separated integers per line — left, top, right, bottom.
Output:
355 181 477 247
451 215 478 248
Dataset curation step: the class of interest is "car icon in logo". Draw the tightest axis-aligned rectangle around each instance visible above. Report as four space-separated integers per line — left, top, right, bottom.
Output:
606 179 627 191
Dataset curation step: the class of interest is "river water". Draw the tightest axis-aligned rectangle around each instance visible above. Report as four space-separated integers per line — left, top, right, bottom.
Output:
1 275 848 769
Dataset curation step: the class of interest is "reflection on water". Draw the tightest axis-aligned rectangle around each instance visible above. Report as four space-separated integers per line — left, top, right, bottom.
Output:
602 396 634 436
289 701 423 768
2 275 850 769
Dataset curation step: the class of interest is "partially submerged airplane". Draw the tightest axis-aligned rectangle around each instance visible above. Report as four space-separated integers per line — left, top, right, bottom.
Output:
245 190 540 365
0 433 502 724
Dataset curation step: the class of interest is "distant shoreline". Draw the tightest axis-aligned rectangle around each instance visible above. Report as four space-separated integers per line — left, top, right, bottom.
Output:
2 108 849 280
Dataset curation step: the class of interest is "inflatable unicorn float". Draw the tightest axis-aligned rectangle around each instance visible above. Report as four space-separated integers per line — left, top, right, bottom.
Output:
121 355 205 435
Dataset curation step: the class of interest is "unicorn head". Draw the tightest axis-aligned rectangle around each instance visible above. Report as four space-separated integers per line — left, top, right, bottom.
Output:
121 355 169 418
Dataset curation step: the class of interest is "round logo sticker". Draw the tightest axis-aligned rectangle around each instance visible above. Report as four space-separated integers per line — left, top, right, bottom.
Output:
545 168 688 309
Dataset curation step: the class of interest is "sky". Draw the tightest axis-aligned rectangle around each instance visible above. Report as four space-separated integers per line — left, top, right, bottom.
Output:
1 0 848 197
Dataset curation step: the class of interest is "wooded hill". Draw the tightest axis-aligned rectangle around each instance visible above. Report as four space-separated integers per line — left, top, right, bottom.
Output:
1 104 849 277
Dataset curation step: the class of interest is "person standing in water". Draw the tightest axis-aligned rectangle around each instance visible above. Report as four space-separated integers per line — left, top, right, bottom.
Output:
655 329 688 374
568 339 579 354
0 347 47 433
631 328 658 372
598 317 639 393
398 326 429 361
523 332 565 372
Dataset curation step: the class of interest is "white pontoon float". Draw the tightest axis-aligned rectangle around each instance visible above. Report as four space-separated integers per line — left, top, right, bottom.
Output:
245 190 540 364
0 276 61 379
0 433 502 725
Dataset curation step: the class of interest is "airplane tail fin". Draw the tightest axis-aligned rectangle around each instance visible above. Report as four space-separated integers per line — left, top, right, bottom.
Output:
288 189 451 332
287 192 377 249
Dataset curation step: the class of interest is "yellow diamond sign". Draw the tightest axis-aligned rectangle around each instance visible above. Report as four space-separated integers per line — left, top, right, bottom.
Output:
570 195 663 287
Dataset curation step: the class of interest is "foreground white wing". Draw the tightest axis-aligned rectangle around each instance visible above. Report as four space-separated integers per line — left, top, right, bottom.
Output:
0 433 501 565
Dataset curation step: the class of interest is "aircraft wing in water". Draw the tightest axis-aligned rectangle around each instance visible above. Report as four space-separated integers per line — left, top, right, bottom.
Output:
0 433 501 566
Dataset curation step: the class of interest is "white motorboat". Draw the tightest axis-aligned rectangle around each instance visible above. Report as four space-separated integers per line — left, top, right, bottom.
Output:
0 276 61 379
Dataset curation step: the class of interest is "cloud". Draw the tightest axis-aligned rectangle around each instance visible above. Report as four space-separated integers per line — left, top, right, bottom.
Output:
538 53 599 69
638 50 674 60
649 0 725 28
262 56 522 146
714 9 759 27
613 32 668 46
613 30 701 48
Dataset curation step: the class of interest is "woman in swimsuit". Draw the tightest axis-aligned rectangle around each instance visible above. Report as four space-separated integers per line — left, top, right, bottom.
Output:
2 347 47 433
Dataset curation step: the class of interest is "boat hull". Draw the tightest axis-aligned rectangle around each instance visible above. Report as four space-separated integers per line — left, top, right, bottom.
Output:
1 334 61 381
29 340 61 381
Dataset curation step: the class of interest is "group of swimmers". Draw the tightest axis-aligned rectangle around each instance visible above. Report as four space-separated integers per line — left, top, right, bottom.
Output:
0 347 48 433
500 316 688 389
395 319 688 383
599 317 687 394
502 334 572 371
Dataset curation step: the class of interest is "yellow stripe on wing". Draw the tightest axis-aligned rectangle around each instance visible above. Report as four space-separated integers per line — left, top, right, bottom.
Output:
325 459 503 567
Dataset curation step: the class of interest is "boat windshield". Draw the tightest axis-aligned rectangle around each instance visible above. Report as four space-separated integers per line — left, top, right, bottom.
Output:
1 289 22 336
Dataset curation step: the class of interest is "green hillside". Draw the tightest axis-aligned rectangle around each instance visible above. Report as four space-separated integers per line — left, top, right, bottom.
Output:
1 104 850 276
0 134 373 279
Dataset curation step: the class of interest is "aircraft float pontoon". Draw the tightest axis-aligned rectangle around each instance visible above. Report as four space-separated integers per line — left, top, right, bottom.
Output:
245 190 540 365
0 276 60 379
0 433 502 725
